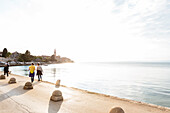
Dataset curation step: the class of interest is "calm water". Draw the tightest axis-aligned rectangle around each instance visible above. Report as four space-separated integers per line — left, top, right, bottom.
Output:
1 62 170 108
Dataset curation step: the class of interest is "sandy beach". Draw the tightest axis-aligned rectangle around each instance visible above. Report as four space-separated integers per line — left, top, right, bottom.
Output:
0 72 170 113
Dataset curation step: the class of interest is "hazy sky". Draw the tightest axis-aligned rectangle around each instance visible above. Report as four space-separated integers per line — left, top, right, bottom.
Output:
0 0 170 62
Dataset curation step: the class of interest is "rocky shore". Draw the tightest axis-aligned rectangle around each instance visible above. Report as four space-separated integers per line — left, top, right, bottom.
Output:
0 72 170 113
0 62 73 67
0 64 30 67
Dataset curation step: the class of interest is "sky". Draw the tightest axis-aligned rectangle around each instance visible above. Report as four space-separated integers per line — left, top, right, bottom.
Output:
0 0 170 62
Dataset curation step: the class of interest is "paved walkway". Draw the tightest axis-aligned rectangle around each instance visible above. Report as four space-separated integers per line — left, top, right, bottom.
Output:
0 73 170 113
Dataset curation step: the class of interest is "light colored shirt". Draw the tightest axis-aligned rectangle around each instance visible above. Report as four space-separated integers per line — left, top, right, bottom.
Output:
37 66 43 72
29 65 35 73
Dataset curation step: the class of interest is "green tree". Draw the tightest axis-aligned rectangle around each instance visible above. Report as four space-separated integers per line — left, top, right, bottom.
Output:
51 55 56 61
17 54 24 62
34 56 43 62
2 48 8 58
24 50 32 62
6 52 11 57
17 50 36 63
42 57 49 62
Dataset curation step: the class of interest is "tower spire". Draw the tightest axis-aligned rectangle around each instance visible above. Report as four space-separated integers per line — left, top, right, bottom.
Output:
54 49 56 59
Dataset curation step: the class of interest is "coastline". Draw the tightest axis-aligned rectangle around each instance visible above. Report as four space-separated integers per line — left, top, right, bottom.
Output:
0 62 73 67
0 64 31 67
42 80 170 111
0 72 170 113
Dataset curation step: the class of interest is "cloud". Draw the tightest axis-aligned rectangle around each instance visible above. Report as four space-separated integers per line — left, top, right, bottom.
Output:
0 0 170 61
112 0 170 39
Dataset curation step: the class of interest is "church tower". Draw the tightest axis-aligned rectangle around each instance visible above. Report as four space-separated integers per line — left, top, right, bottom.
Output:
54 49 56 59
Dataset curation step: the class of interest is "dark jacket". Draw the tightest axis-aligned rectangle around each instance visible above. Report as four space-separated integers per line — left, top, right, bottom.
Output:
4 65 9 72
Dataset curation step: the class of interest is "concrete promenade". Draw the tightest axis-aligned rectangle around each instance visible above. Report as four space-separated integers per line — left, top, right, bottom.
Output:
0 72 170 113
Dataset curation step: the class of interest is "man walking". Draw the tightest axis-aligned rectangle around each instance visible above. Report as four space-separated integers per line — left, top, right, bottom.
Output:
29 63 35 83
4 63 9 77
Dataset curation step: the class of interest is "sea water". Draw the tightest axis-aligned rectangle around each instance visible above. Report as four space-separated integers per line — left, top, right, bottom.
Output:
1 62 170 108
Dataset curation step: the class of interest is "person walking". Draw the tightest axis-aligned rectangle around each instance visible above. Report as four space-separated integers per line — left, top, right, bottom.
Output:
4 63 9 77
29 63 35 83
36 63 43 81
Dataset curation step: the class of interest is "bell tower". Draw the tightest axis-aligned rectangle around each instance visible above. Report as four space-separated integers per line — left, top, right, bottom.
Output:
54 49 56 59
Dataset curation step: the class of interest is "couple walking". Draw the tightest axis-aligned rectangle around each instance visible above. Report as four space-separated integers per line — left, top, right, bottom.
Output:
29 63 43 83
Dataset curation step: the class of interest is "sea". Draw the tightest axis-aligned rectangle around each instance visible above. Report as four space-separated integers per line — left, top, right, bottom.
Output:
1 62 170 108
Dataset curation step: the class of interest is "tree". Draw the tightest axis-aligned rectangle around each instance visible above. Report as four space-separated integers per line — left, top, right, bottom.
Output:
17 50 35 63
6 52 11 57
24 50 31 62
17 54 24 62
42 57 50 62
34 56 43 62
2 48 8 58
51 55 56 61
25 50 30 56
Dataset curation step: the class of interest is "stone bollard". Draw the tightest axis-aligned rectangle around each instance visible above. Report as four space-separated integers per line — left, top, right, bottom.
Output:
109 107 125 113
8 77 16 84
23 82 33 89
9 71 11 74
55 79 60 86
50 90 63 102
0 75 6 79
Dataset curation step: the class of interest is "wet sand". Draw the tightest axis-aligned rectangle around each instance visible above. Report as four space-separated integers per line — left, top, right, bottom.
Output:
0 72 170 113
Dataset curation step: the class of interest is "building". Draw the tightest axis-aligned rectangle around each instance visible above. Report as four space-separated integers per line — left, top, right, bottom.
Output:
54 49 56 59
0 52 2 57
10 51 19 59
40 55 50 61
56 55 61 62
41 55 50 58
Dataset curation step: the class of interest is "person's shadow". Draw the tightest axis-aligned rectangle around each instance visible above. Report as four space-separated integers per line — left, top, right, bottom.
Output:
48 100 63 113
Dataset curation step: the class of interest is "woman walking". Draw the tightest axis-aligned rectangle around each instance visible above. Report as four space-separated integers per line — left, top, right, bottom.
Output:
29 63 35 83
37 63 43 81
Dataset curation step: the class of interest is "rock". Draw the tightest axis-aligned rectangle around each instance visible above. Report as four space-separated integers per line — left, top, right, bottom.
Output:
50 95 63 102
10 77 16 81
9 71 11 74
52 90 62 96
109 107 125 113
25 82 32 86
8 77 16 84
23 82 33 89
50 90 63 102
23 86 33 89
56 80 60 86
0 75 5 79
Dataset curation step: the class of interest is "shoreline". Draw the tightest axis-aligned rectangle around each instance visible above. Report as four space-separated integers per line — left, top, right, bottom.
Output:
0 62 73 67
0 72 170 113
10 72 170 110
42 79 170 111
0 64 30 67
